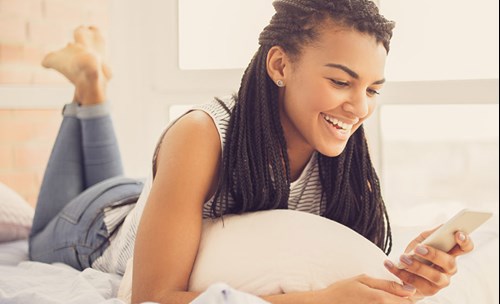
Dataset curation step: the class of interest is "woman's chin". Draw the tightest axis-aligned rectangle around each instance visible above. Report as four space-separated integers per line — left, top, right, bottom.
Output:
317 143 347 158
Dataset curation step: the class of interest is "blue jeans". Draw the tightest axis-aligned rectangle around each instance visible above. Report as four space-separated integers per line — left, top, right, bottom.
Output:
29 103 143 270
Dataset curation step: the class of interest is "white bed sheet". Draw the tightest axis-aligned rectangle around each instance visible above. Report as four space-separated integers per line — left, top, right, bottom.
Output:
0 221 498 304
0 241 263 304
0 240 124 304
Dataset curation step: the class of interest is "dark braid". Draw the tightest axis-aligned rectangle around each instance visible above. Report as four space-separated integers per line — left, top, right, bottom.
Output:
213 48 291 215
212 0 394 254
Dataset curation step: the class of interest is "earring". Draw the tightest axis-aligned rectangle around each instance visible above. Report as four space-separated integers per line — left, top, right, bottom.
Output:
276 80 285 87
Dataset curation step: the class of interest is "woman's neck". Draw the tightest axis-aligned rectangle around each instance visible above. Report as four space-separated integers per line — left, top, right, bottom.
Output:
287 143 314 182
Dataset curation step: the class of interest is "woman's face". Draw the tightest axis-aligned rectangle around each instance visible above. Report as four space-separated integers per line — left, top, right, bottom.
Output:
279 24 387 157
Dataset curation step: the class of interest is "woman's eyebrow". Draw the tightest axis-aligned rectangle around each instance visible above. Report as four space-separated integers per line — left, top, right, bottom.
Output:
325 63 359 79
324 63 385 85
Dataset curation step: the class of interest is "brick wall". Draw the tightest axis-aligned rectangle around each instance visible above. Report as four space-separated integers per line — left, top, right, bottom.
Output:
0 0 111 206
0 109 60 206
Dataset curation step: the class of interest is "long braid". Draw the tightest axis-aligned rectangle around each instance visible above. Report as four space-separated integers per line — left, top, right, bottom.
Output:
212 47 290 216
319 127 392 252
212 0 394 254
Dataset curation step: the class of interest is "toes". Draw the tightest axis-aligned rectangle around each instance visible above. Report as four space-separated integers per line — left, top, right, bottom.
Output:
41 44 73 68
102 63 113 80
74 27 90 45
41 52 56 68
73 25 105 53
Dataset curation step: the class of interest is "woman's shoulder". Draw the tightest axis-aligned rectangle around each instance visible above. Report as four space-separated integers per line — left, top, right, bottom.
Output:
152 96 234 178
163 109 221 150
192 96 235 124
167 95 234 136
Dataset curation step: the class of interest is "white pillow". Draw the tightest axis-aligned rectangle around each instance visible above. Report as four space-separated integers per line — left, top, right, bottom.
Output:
189 210 399 295
0 182 34 243
118 210 399 302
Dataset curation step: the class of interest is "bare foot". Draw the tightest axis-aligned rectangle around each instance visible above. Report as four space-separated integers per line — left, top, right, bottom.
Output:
73 26 112 79
42 26 110 105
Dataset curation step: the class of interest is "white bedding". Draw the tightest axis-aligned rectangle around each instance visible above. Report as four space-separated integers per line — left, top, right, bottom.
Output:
0 241 124 304
0 221 498 304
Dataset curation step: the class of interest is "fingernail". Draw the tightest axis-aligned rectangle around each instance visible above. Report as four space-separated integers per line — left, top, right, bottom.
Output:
403 284 416 292
384 260 395 269
400 255 414 266
458 232 467 242
416 245 429 256
396 262 407 270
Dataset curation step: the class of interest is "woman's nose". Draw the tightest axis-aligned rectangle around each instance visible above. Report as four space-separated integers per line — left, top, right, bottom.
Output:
342 92 370 119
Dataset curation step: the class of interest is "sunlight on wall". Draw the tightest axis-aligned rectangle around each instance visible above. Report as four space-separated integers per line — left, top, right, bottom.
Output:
379 0 499 81
178 0 274 70
381 104 499 142
178 0 499 80
381 104 499 226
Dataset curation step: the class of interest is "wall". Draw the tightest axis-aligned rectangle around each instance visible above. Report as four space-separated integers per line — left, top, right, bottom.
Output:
0 0 111 206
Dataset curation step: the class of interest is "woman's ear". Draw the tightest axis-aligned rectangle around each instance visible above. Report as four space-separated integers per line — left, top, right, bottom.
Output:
266 46 289 86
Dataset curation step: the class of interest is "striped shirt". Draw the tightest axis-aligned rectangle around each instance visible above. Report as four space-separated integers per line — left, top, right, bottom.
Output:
92 97 324 275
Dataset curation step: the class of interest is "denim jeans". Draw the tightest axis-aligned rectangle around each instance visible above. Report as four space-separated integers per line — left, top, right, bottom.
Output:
29 103 143 270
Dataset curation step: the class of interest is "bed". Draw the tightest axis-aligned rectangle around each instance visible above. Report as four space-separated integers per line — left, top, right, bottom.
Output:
1 182 498 304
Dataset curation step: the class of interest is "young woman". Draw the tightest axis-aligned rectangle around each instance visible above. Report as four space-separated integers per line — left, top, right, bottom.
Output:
29 0 474 303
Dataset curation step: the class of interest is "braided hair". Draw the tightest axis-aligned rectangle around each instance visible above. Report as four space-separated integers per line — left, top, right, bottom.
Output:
211 0 395 254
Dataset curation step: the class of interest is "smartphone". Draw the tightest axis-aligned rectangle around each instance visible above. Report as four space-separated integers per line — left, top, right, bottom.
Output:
404 209 493 266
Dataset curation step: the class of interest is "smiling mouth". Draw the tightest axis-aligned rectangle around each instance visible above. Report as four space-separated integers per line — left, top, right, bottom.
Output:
321 113 353 131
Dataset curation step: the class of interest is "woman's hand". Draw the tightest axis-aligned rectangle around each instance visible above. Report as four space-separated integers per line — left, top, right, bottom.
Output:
263 274 416 303
315 274 416 304
384 228 474 299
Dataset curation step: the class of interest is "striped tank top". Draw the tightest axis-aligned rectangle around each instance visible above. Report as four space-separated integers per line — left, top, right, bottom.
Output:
92 97 324 275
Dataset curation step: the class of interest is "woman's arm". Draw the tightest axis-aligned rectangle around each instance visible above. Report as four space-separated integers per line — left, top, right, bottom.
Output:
132 110 221 304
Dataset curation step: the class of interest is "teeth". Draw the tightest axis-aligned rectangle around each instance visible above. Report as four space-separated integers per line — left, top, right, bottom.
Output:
322 114 353 131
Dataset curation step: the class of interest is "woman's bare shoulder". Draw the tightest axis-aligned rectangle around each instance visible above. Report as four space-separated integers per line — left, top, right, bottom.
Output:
154 109 222 202
164 110 220 148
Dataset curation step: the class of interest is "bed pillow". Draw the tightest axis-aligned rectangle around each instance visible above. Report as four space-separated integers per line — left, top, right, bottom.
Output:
118 209 400 302
0 182 34 243
189 209 399 295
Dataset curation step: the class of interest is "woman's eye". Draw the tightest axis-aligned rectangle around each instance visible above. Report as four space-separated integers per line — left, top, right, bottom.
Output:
330 79 349 87
367 88 381 96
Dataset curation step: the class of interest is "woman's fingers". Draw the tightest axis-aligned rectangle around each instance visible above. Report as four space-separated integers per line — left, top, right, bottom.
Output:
390 227 476 297
403 226 441 254
385 244 456 297
403 231 473 275
411 245 457 275
385 260 444 296
400 254 453 285
357 274 416 298
448 231 474 256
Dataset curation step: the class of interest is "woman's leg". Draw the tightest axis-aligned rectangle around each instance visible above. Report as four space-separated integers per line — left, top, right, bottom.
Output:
30 26 117 236
30 103 85 236
29 177 143 270
79 105 123 188
29 27 143 270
